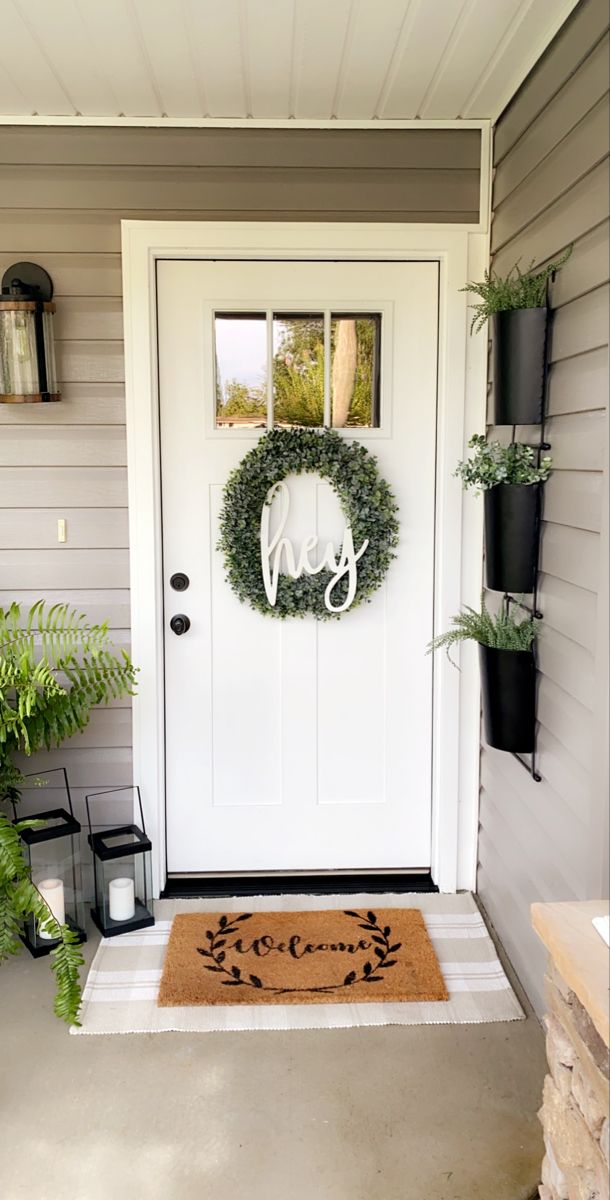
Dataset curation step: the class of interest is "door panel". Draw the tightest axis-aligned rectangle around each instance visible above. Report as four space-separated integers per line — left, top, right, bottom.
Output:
158 260 438 873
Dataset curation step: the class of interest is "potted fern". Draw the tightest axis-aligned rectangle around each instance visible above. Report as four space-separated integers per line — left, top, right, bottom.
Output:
463 248 571 425
428 595 538 753
456 435 552 593
0 601 136 1023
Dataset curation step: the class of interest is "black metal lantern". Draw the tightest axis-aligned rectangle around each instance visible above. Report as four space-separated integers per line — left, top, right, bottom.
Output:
86 787 154 938
14 769 86 958
0 261 60 404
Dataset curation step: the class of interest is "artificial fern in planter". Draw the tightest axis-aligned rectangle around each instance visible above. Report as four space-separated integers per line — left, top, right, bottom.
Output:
463 248 571 425
0 601 136 1023
428 595 538 753
456 435 552 593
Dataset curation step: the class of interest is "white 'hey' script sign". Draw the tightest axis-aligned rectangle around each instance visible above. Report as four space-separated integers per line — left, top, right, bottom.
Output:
260 481 369 614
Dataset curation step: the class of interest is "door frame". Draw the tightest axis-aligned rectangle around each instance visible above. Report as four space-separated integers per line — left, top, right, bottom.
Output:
122 220 488 896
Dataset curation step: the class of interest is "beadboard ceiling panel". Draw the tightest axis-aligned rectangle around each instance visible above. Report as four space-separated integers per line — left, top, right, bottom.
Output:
0 0 580 122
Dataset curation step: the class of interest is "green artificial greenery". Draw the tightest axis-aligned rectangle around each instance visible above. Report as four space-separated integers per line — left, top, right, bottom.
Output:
0 601 137 1024
462 247 572 334
427 593 538 664
455 434 552 494
218 427 399 619
0 811 84 1024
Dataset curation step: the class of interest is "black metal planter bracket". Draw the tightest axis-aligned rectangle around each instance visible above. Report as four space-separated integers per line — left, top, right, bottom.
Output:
501 279 555 784
505 594 544 621
512 750 542 784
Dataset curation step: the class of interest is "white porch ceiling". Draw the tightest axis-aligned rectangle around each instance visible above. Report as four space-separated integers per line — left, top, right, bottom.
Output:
0 0 579 125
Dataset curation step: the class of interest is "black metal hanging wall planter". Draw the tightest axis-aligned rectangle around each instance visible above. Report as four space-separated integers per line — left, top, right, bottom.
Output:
0 261 61 404
479 644 537 754
489 286 554 780
458 254 575 781
492 307 548 425
484 482 541 594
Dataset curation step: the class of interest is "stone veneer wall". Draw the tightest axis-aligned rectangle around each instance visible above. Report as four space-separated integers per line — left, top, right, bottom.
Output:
539 960 609 1200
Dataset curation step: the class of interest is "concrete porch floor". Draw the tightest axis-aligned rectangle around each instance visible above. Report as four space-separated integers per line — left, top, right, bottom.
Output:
0 927 546 1200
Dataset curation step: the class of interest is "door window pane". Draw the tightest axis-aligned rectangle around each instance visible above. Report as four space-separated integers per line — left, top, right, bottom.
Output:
273 314 325 428
213 310 381 430
215 313 267 428
331 315 381 428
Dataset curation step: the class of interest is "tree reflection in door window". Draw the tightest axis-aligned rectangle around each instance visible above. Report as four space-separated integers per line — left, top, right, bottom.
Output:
213 310 381 429
330 315 380 428
273 314 325 427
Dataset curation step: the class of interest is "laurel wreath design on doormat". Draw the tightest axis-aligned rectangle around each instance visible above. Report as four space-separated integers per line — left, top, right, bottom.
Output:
196 910 402 996
217 428 399 620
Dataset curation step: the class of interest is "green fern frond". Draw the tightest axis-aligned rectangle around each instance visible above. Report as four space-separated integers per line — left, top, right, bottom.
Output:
462 247 573 334
0 601 136 777
1 601 137 1023
427 593 538 665
0 814 83 1023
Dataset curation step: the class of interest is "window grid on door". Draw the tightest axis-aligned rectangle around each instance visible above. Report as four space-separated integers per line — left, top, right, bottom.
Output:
214 310 382 431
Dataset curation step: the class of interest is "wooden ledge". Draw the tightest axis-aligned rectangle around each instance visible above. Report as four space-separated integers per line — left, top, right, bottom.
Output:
532 900 610 1049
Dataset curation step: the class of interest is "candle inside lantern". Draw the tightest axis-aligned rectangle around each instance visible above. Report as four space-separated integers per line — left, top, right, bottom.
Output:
109 877 135 922
37 878 65 939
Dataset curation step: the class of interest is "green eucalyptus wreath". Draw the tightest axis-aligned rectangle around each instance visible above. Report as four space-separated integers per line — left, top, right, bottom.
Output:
218 427 399 619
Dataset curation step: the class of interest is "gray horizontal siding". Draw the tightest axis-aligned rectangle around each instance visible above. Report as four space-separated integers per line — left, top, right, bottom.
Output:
478 0 610 1015
493 32 609 206
1 549 130 589
492 95 609 251
536 575 597 651
0 127 480 221
0 127 482 171
0 509 129 550
493 0 610 163
0 164 480 216
0 467 127 506
0 426 127 467
0 124 479 837
0 384 126 426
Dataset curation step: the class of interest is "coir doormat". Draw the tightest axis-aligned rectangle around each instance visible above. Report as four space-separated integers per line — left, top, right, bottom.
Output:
157 907 448 1007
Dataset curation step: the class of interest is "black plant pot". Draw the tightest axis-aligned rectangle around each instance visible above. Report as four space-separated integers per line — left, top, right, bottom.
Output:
492 308 548 425
479 644 536 753
484 482 541 593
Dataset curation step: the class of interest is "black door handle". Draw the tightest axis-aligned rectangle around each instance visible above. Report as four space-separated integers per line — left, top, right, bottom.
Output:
170 614 191 636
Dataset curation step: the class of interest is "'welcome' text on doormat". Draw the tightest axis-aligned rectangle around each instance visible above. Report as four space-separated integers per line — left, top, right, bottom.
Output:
157 908 448 1006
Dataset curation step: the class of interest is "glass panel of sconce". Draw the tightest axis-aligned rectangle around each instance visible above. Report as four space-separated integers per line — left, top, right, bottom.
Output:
0 309 39 395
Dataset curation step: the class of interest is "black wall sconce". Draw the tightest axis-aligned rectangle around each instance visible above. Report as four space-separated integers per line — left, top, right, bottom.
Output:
0 261 60 404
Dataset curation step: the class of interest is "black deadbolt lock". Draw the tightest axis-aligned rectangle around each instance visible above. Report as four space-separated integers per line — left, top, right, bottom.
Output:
170 572 190 592
170 614 191 636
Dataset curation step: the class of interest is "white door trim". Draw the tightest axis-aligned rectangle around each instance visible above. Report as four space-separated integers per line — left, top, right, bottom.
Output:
121 220 488 896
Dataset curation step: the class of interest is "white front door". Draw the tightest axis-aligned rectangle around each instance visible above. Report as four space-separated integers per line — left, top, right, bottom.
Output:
158 259 438 875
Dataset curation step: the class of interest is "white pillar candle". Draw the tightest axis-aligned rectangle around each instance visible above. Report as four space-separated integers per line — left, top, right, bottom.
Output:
109 877 135 922
37 878 65 939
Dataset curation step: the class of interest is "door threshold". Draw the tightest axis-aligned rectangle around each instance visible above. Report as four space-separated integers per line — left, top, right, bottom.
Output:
161 871 438 898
